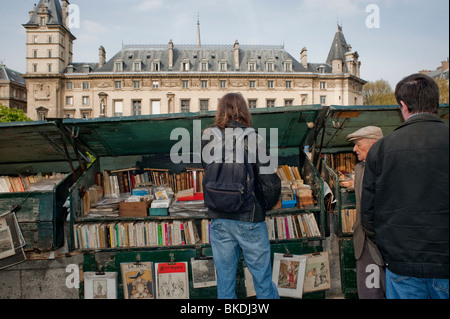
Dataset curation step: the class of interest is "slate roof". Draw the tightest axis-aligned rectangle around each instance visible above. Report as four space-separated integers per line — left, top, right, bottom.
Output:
64 24 353 76
66 43 314 74
0 64 26 86
326 25 350 70
24 0 63 26
425 66 449 81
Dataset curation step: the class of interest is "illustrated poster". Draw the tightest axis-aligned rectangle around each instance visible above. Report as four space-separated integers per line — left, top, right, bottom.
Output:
156 262 189 299
121 262 155 299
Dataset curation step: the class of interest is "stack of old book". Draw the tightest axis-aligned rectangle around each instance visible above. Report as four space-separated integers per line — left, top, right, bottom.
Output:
169 188 207 217
276 165 314 208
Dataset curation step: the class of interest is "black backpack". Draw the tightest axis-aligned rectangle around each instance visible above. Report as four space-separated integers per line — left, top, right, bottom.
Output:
202 127 255 213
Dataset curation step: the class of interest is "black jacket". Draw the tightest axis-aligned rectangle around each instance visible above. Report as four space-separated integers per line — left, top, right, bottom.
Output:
361 113 449 278
201 121 280 222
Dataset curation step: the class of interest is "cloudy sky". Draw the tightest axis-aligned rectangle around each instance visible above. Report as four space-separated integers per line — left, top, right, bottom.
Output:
0 0 448 88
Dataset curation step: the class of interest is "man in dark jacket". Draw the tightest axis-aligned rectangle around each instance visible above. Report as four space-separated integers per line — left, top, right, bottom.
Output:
361 73 449 299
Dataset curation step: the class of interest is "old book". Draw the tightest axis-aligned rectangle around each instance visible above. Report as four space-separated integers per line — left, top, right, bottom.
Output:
155 262 189 299
121 262 155 299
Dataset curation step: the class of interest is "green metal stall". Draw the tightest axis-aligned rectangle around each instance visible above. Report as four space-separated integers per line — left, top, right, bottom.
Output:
62 105 328 299
0 120 88 254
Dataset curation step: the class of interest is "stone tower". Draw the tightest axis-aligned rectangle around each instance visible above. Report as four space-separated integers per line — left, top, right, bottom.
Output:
23 0 76 120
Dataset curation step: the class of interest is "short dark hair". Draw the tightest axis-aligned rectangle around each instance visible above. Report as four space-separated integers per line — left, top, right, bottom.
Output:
213 93 252 129
395 73 440 114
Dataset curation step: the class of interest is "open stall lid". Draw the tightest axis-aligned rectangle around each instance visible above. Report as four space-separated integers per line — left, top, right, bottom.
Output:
316 104 449 154
0 120 88 165
62 105 324 158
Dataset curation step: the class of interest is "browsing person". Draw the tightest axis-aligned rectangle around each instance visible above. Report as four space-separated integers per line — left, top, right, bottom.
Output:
361 73 449 299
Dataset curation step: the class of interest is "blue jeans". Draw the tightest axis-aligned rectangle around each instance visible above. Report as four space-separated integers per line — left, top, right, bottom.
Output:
210 219 279 299
386 268 449 299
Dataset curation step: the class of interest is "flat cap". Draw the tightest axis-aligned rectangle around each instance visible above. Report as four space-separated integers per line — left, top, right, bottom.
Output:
347 126 383 142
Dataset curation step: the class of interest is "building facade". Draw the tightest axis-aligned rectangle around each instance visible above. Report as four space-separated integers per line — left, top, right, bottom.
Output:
23 0 366 121
419 59 449 82
0 63 27 112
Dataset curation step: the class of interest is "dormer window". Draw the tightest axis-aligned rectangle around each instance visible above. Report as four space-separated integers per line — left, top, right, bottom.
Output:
83 65 91 73
182 59 190 71
152 60 160 72
40 17 46 26
114 60 123 72
266 61 275 72
133 59 142 72
284 60 293 72
200 60 208 71
248 60 256 72
219 60 227 72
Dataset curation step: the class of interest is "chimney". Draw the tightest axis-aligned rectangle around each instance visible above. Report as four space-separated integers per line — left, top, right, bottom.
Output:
234 40 240 71
169 39 174 70
99 46 106 68
62 0 69 28
442 59 449 71
300 47 308 68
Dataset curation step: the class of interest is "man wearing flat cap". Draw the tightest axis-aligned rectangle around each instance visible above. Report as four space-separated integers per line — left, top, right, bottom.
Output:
347 126 385 299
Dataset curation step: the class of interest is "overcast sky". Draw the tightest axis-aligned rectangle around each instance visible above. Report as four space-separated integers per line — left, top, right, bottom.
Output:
0 0 448 88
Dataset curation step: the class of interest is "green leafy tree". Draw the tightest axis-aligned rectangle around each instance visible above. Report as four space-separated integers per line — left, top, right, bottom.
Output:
363 79 397 105
0 103 32 122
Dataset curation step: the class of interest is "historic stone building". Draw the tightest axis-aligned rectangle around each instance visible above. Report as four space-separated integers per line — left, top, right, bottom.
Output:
0 63 27 111
23 0 365 121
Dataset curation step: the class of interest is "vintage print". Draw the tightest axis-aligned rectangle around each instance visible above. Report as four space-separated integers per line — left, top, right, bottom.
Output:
84 272 118 299
303 252 331 293
272 253 307 298
156 262 189 299
121 262 155 299
0 218 15 260
191 258 217 288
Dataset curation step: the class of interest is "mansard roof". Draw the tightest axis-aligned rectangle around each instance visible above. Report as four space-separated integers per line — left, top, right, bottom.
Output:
24 0 64 26
0 64 26 86
67 43 315 74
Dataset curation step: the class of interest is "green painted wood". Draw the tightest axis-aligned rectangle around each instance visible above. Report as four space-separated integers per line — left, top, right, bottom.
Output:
63 106 323 158
82 249 198 299
0 169 78 251
0 121 80 165
339 238 358 299
318 104 449 153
